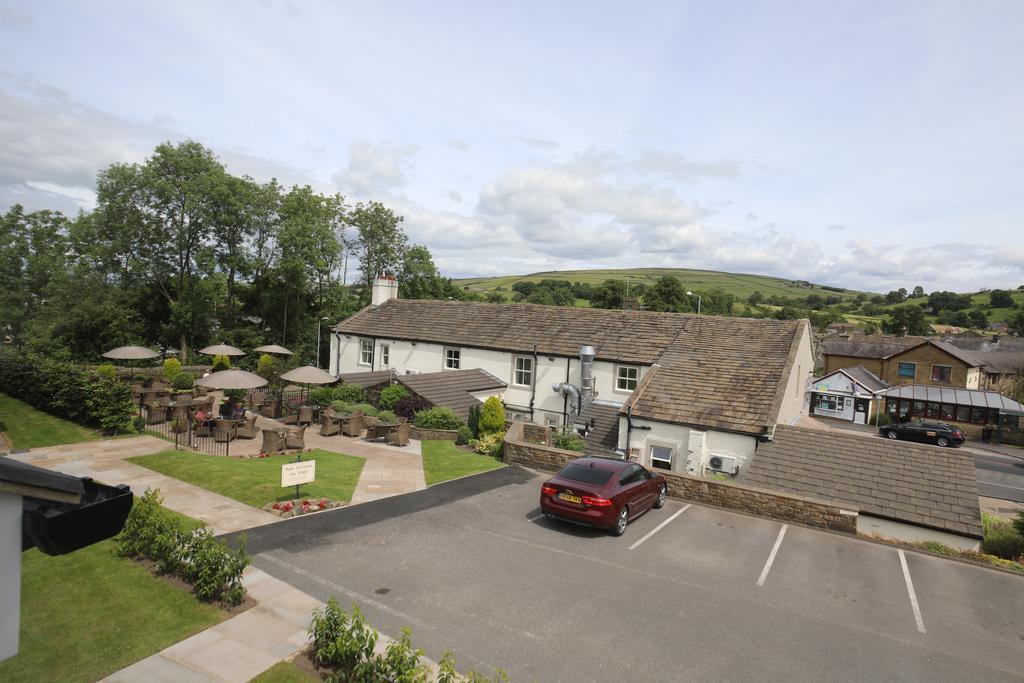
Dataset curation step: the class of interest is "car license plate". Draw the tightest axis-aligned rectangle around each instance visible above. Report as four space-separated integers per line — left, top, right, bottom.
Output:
559 493 582 504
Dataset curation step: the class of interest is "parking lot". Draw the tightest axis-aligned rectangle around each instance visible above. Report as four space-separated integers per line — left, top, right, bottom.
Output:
238 467 1024 682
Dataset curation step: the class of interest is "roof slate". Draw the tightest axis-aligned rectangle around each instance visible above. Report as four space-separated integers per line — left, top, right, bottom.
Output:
841 365 888 393
819 335 927 359
337 369 397 388
877 385 1024 413
397 368 507 421
577 401 621 457
746 425 983 538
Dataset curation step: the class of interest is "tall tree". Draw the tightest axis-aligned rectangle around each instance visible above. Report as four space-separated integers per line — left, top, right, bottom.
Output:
884 304 931 336
350 201 407 291
589 279 626 309
643 276 690 312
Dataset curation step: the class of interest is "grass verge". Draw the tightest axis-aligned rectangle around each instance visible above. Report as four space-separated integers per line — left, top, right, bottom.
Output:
251 660 320 683
421 439 505 486
128 449 365 507
0 392 100 449
0 538 227 682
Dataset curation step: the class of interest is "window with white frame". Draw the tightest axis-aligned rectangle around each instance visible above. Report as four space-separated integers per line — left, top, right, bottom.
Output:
546 416 558 429
380 344 390 367
359 339 373 366
444 347 461 370
649 444 673 470
616 365 639 392
513 356 533 386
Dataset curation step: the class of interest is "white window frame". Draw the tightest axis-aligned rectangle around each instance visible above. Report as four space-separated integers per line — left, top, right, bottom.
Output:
444 347 461 370
513 356 533 387
615 365 639 393
380 343 390 367
649 443 674 470
358 338 373 367
545 416 558 429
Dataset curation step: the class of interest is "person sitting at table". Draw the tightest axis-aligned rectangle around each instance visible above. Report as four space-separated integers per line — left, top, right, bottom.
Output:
232 403 246 420
193 407 212 429
219 399 233 419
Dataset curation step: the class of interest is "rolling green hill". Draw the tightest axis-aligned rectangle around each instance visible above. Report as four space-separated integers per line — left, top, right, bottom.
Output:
454 267 871 302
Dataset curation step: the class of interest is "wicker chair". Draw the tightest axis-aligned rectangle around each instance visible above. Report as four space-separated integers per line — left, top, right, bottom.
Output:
320 410 343 437
236 414 259 439
259 399 281 419
261 429 284 453
214 419 237 443
282 405 298 425
341 414 364 437
285 425 306 450
388 423 410 447
297 405 314 427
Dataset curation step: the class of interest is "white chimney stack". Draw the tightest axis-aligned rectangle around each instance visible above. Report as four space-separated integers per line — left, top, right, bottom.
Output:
371 274 399 306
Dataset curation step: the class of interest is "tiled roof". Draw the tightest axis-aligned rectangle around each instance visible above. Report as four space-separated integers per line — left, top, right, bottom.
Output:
336 299 806 435
819 335 926 359
746 425 983 538
334 299 702 364
877 385 1024 413
337 369 396 388
841 366 888 393
397 368 507 421
577 401 621 457
625 316 806 435
928 340 983 367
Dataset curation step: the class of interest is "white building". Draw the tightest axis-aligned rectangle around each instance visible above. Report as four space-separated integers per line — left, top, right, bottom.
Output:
330 278 814 477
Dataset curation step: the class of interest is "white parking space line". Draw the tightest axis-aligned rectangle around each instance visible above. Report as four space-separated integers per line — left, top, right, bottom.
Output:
628 504 691 550
898 550 927 634
527 512 544 522
756 524 788 587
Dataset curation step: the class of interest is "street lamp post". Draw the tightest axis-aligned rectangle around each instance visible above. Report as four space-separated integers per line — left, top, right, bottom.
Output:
315 316 330 369
686 291 702 315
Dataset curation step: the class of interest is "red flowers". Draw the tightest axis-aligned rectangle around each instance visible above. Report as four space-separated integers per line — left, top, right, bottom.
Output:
318 498 328 510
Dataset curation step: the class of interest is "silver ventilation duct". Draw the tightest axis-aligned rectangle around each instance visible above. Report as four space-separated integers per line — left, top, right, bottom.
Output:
579 345 595 406
552 382 581 417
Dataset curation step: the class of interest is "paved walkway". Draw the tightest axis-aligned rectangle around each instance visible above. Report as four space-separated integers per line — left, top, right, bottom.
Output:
7 436 279 534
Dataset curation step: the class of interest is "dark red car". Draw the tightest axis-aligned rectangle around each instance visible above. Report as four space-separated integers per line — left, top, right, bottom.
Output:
540 457 668 536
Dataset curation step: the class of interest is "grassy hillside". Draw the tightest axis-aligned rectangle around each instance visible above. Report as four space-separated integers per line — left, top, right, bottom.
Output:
455 267 870 301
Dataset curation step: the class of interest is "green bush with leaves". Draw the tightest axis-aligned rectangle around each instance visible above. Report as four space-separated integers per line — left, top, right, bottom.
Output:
330 400 353 414
95 363 117 380
308 387 337 406
981 513 1024 561
211 354 231 372
875 412 892 426
256 353 275 375
377 409 397 422
163 357 183 382
467 404 481 438
456 424 473 445
1015 510 1024 538
470 432 504 458
378 384 411 410
336 383 368 404
350 403 378 417
554 429 585 452
478 396 505 435
172 371 195 390
413 407 462 430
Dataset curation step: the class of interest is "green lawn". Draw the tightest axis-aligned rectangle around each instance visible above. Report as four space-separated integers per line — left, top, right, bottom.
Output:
0 539 226 683
251 660 319 682
0 392 100 449
129 449 365 507
421 439 505 486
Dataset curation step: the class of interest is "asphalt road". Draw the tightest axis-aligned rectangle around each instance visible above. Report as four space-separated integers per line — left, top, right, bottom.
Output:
969 449 1024 502
232 467 1024 682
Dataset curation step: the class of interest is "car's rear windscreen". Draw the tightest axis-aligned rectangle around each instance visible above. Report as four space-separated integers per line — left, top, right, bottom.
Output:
557 463 614 486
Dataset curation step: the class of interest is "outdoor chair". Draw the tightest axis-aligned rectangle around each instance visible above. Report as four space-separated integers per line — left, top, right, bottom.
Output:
388 423 410 447
259 399 281 419
236 414 259 439
193 418 212 438
282 405 298 425
261 429 285 453
214 419 237 443
298 405 314 427
341 414 364 437
320 410 343 437
286 425 306 450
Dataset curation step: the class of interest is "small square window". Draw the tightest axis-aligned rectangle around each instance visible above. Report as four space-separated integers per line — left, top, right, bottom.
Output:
359 339 373 366
514 356 533 386
617 366 639 392
444 347 461 370
931 365 951 383
650 445 673 470
897 362 916 379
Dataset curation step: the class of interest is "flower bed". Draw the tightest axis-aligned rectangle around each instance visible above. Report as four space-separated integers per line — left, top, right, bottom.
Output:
264 497 344 517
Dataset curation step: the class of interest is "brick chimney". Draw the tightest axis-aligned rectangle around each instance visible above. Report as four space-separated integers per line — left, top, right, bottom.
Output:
371 274 398 306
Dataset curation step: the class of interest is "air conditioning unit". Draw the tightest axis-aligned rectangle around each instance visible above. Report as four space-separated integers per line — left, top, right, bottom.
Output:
405 369 420 375
707 454 740 475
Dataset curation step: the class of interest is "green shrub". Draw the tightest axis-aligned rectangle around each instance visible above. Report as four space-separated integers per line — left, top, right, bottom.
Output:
256 353 275 376
981 528 1024 561
875 412 892 426
1014 510 1024 538
335 383 367 404
184 528 249 605
350 403 378 417
467 404 481 437
330 400 352 414
211 354 231 372
83 376 135 433
310 600 378 672
554 429 585 452
379 627 427 682
95 363 117 380
132 415 147 433
413 407 462 430
456 425 473 445
224 388 246 404
308 387 337 406
377 409 397 422
470 432 504 458
172 372 195 390
478 396 505 435
378 384 410 410
163 357 183 382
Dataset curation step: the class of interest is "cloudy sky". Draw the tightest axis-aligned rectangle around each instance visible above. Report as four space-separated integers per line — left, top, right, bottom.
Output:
2 1 1022 292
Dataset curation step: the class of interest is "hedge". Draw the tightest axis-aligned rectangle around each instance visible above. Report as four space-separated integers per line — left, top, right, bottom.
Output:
0 349 135 433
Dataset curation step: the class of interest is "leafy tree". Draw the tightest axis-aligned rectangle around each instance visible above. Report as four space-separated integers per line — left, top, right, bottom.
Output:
928 291 972 312
911 286 925 298
589 279 626 309
1008 311 1024 337
968 309 988 329
747 290 764 306
511 281 536 296
884 305 931 336
884 288 908 304
350 201 407 291
212 354 231 372
989 289 1014 308
484 291 505 304
643 276 689 312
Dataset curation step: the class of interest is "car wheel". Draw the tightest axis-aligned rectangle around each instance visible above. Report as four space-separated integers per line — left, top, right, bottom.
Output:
654 484 667 509
937 436 949 447
886 430 898 440
610 506 629 537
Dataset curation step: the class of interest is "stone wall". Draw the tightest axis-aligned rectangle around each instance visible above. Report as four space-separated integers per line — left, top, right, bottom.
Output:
410 426 459 441
504 422 858 534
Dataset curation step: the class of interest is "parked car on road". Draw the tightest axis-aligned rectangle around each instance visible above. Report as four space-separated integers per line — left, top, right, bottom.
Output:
540 457 668 536
879 420 965 447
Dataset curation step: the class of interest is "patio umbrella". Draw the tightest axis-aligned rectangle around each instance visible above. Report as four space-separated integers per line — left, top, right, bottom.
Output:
102 345 160 360
195 370 268 390
253 344 294 356
280 365 336 385
198 343 245 357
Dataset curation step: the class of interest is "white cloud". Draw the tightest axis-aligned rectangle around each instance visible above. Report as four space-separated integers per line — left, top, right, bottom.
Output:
331 140 418 197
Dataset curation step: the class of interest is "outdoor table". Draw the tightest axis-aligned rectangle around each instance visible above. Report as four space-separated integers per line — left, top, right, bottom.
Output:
367 421 398 442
